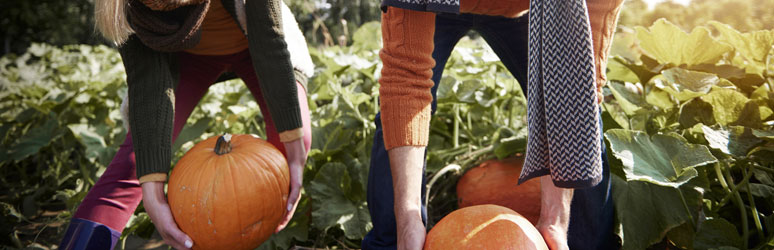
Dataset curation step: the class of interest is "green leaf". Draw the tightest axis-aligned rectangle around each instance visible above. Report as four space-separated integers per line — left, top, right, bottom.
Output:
661 68 720 94
352 21 382 52
645 87 675 110
494 136 527 159
635 19 732 66
710 21 774 63
679 99 716 128
608 81 645 115
605 129 717 187
68 123 111 165
455 79 483 104
607 58 641 84
693 218 743 250
702 125 764 157
613 176 703 250
10 113 61 161
308 162 372 239
752 129 774 140
701 88 755 126
172 118 212 153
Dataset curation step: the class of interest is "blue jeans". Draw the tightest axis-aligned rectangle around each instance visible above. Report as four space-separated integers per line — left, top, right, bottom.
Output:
363 13 615 250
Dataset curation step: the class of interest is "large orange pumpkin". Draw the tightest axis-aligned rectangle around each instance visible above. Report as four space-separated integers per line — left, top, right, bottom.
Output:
456 157 542 224
168 134 289 250
424 204 548 250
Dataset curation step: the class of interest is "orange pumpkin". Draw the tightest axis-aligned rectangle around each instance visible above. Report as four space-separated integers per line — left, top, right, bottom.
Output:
168 134 289 250
456 157 541 224
424 204 548 250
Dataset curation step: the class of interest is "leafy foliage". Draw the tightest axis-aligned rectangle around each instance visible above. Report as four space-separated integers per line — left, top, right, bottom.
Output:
604 19 774 250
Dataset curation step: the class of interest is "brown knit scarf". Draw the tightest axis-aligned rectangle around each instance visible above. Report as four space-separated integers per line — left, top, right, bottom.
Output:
127 0 210 52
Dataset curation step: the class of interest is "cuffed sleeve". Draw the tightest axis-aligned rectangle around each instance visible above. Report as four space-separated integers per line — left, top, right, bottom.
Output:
139 173 168 183
120 35 177 180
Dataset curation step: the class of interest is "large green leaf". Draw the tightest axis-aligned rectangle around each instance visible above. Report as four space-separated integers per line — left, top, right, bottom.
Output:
10 112 61 161
702 125 764 157
308 162 372 239
68 123 114 166
693 218 743 250
635 19 732 66
679 99 716 128
710 21 774 64
613 176 704 250
608 81 645 115
661 68 719 95
605 129 717 187
701 87 759 127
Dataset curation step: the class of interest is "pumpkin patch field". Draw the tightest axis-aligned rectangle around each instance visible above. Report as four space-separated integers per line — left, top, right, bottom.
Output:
2 1 774 249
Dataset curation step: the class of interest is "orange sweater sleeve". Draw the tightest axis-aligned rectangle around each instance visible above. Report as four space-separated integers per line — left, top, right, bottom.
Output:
379 7 437 150
588 0 626 96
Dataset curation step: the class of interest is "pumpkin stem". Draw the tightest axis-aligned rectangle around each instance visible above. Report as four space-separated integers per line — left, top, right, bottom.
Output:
215 133 233 155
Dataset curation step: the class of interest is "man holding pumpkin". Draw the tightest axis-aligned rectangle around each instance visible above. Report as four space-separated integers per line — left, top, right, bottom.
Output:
364 0 625 249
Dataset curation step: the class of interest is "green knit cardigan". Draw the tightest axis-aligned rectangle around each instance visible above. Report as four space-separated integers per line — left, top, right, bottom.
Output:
120 0 303 180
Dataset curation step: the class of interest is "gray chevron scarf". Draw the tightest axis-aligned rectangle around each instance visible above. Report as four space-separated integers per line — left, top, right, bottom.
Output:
519 0 602 188
381 0 603 188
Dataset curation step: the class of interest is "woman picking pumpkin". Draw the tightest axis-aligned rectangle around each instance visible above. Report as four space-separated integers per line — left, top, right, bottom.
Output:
58 0 313 249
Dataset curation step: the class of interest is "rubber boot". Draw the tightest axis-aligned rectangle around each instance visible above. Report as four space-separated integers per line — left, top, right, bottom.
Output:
59 218 121 250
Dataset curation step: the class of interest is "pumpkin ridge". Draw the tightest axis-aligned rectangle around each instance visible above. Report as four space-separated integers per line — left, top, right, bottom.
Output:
189 147 215 245
239 150 274 237
234 147 276 241
222 155 246 249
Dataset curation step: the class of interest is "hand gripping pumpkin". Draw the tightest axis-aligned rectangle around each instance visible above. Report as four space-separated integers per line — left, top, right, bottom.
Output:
424 204 548 250
168 134 289 250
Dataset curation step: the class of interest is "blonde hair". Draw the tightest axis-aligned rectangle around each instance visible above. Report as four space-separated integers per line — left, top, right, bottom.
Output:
95 0 133 45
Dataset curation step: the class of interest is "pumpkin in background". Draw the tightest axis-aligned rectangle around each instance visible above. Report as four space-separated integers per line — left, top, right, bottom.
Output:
456 157 541 224
424 204 548 250
168 134 289 250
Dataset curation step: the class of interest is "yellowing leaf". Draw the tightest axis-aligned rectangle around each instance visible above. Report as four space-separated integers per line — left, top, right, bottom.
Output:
636 19 732 66
710 21 774 63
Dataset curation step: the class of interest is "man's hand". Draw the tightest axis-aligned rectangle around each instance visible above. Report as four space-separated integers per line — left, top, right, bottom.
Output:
275 138 307 233
142 181 194 250
389 146 427 250
535 176 573 250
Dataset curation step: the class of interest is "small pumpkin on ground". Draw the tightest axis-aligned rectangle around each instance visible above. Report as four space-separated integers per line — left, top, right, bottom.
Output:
424 204 548 250
168 134 289 250
456 157 541 224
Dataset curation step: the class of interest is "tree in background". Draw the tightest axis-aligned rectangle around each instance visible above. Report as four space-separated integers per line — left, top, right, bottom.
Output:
0 0 100 56
285 0 381 47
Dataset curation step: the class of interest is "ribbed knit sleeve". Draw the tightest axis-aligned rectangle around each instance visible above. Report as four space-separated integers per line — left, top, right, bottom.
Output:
244 0 303 133
588 0 625 93
119 35 177 181
378 7 436 150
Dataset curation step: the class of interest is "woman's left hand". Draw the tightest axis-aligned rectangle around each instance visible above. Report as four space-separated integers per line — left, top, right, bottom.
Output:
275 138 307 233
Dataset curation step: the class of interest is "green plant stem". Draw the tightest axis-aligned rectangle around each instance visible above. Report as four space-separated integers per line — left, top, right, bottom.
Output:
453 104 460 148
724 168 749 250
714 162 755 211
743 167 765 241
753 165 774 174
677 189 696 229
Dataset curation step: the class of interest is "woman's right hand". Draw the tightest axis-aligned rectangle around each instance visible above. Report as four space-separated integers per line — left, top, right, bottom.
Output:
141 181 194 250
